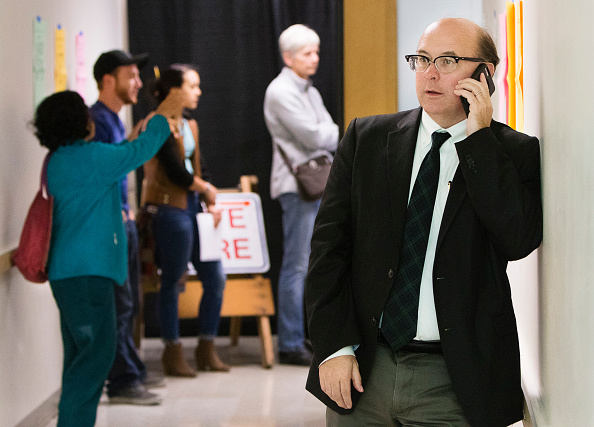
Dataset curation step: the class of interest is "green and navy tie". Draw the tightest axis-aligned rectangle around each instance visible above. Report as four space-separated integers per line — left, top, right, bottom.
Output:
380 131 450 350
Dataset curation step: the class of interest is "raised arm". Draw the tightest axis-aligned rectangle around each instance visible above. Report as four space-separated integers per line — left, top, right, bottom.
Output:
455 126 543 260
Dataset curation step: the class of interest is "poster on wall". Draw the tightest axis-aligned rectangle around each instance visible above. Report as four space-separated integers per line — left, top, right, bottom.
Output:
506 1 516 129
496 13 508 123
33 16 46 107
54 24 67 91
75 32 87 101
503 0 524 131
514 0 524 131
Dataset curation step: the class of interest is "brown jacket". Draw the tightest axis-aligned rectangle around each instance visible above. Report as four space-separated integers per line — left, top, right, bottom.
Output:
137 118 200 210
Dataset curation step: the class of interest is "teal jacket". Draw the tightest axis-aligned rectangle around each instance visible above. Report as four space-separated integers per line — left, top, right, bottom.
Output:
47 115 170 284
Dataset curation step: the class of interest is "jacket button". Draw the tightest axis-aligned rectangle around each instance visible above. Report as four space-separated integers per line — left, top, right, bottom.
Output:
388 269 394 279
371 317 378 326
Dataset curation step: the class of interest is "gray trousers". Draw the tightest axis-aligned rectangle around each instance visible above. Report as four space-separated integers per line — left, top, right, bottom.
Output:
326 344 471 427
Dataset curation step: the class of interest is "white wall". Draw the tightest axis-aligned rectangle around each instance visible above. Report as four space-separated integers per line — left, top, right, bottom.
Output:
531 1 594 425
0 0 128 425
484 1 594 426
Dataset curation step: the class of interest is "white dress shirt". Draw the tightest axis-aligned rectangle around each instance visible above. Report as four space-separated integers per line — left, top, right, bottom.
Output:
413 110 466 341
322 110 467 364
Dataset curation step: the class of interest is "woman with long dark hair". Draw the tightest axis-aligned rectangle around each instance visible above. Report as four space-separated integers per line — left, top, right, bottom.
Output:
140 64 229 377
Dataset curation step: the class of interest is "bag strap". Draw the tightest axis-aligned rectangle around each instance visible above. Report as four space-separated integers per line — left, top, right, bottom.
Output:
41 152 53 199
277 145 296 175
277 145 332 174
187 118 202 178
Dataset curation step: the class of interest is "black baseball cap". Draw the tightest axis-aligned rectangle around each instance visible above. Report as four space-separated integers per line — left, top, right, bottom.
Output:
93 50 149 82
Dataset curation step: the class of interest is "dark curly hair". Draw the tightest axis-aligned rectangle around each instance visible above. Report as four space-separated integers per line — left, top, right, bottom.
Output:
34 90 91 150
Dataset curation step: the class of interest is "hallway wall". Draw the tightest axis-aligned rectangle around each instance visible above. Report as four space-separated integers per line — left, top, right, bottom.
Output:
0 0 129 425
482 1 594 425
529 1 594 425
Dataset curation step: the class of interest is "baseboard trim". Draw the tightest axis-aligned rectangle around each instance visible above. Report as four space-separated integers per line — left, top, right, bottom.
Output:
15 389 60 427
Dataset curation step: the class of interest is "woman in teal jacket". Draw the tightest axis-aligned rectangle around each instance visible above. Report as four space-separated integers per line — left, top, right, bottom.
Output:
34 91 172 427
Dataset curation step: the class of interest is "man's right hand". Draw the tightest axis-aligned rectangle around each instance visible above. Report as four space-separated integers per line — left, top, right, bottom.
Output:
319 355 364 409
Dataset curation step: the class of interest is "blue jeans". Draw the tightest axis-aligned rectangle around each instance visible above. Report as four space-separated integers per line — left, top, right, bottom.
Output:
50 276 116 427
153 193 226 341
107 219 147 395
277 192 320 352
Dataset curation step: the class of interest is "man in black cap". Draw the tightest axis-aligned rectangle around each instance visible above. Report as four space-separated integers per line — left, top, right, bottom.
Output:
90 49 162 405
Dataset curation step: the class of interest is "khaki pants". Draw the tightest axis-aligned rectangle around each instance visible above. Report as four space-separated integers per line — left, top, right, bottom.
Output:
326 344 470 427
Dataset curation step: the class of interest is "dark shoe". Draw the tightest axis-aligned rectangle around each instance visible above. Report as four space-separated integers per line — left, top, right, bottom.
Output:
109 384 162 406
195 339 230 372
279 348 313 366
143 372 166 388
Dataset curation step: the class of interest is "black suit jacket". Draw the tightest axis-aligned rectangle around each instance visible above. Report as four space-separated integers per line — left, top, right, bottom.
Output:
305 108 543 427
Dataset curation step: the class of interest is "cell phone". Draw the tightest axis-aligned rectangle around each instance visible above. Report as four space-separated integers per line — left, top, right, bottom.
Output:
461 63 495 116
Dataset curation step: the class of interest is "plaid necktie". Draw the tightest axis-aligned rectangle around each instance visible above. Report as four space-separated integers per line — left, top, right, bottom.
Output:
380 131 450 350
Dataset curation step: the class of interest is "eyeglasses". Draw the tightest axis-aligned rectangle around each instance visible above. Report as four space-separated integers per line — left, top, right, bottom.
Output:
405 54 485 74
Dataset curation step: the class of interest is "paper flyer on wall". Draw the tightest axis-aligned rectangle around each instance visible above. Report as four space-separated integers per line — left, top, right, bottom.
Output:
496 12 508 124
75 31 87 101
505 1 516 129
33 16 46 107
54 24 67 91
514 0 524 131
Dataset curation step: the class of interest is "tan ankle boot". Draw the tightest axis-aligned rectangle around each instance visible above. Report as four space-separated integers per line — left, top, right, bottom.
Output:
195 339 230 372
162 342 198 377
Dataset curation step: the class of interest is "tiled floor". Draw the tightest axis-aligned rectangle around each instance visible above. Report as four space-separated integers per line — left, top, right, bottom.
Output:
45 336 326 427
43 336 525 427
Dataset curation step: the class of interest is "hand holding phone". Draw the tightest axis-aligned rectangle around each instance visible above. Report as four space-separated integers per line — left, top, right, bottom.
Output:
460 63 495 116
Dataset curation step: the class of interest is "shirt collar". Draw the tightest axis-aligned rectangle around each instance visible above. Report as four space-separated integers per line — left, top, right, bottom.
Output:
281 66 312 92
94 100 120 119
420 110 468 148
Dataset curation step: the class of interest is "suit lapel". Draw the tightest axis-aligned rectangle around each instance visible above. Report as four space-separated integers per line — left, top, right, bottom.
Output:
436 166 466 253
386 108 422 252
